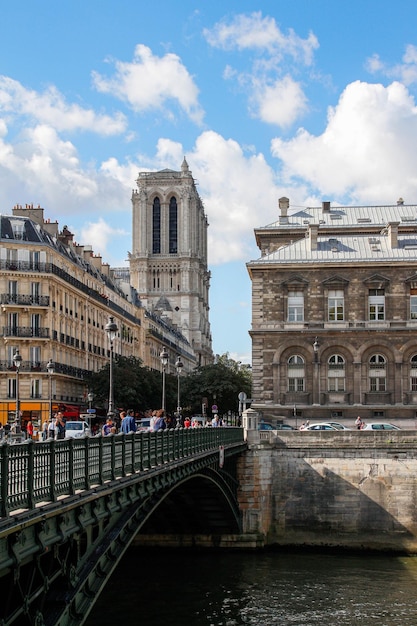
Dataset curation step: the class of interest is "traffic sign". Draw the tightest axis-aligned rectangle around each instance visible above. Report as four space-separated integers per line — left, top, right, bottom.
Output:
87 408 96 413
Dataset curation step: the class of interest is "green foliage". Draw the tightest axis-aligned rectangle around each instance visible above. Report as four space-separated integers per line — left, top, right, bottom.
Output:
180 354 252 416
86 353 251 416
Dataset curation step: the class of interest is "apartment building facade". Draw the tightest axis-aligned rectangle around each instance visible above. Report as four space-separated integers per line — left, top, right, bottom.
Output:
247 197 417 423
0 204 195 429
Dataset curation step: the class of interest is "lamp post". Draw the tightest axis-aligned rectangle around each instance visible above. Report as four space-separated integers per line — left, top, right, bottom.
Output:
105 316 118 419
160 347 169 412
46 358 54 422
87 392 94 411
313 336 320 405
13 349 22 433
175 355 183 416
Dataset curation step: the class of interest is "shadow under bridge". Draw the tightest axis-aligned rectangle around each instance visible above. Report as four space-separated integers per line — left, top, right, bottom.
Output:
0 428 246 626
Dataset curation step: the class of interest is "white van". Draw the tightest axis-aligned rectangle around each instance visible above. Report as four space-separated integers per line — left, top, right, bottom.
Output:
65 420 91 438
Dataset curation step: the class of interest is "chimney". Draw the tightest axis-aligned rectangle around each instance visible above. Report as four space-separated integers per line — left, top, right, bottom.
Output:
279 197 289 224
387 221 400 248
397 197 404 205
309 224 319 251
322 201 331 213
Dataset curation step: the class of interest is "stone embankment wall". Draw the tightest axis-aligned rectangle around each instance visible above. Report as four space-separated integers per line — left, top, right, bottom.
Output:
237 430 417 552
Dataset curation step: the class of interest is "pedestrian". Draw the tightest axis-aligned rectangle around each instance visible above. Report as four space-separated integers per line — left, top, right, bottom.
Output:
355 416 363 430
153 409 166 431
48 417 56 439
102 418 113 436
55 412 66 439
121 410 137 434
42 420 48 441
26 420 34 440
184 416 191 428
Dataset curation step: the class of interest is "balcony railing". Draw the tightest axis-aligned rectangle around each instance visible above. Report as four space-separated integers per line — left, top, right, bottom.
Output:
2 326 49 338
0 294 50 306
0 360 88 378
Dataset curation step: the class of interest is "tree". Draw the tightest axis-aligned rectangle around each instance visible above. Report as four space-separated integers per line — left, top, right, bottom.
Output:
86 356 165 412
180 354 251 418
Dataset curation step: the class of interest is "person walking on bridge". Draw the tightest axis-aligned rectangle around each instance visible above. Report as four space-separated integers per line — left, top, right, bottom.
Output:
121 410 137 434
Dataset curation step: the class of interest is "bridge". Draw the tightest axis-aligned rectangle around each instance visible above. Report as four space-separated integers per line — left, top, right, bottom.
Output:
0 427 246 626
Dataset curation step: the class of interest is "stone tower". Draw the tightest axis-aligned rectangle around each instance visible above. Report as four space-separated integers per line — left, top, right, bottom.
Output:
130 158 213 366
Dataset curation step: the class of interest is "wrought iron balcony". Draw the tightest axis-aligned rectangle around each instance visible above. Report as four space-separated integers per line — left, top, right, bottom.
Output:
2 326 50 338
0 294 50 306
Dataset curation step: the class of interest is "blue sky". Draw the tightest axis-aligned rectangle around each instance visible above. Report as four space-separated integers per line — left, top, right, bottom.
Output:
2 2 417 364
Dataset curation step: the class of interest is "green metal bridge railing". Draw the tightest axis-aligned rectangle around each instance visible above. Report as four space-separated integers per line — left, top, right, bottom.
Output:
0 427 245 517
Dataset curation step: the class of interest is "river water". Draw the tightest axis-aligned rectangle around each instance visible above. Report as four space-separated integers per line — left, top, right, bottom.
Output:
86 548 417 625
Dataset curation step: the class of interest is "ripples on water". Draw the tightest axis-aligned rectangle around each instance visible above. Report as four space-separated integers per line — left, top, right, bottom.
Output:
86 549 417 625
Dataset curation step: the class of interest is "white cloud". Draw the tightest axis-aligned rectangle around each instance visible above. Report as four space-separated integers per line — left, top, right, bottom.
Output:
204 13 316 129
0 76 126 134
204 11 318 64
92 44 204 124
251 75 308 127
366 45 417 86
79 218 129 263
270 80 417 203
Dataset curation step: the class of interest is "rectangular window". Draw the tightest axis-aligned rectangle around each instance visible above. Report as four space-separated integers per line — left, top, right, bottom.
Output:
288 291 304 322
328 377 345 391
31 379 41 399
411 290 417 319
328 289 344 321
288 378 304 392
370 377 386 391
8 378 16 398
369 289 385 321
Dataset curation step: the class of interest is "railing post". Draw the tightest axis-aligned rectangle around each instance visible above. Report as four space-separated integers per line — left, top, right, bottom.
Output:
68 438 75 495
0 442 10 517
49 438 56 502
84 437 90 490
26 439 35 509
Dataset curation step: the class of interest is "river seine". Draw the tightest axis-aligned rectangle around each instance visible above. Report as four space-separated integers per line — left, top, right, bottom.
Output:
86 548 417 625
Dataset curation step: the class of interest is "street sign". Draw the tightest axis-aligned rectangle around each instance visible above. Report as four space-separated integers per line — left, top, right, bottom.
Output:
238 391 247 402
87 409 96 414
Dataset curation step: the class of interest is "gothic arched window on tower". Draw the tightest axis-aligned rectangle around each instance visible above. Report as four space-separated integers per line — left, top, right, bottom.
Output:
152 197 161 254
169 196 178 254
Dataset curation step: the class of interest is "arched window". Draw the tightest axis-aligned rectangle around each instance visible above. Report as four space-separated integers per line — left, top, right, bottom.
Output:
152 198 161 254
410 355 417 391
288 355 305 392
369 354 386 391
327 354 345 391
169 196 178 254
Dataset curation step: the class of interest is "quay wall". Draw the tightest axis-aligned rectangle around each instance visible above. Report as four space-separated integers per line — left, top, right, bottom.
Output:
237 430 417 552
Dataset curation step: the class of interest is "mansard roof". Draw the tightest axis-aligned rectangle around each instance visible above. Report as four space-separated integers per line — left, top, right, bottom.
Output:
248 232 417 266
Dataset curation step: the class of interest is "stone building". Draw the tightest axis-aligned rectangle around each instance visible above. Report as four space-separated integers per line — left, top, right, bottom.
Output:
247 197 417 423
129 158 213 366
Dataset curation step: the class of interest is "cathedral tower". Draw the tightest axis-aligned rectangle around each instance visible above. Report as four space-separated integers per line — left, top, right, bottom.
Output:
130 158 212 365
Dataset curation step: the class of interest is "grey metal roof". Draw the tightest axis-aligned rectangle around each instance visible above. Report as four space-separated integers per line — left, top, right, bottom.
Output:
248 233 417 265
259 204 417 230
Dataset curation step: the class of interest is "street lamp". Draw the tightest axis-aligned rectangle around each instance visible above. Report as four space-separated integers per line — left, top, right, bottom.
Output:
46 358 54 422
160 347 169 412
105 316 118 419
87 391 94 411
175 355 184 415
13 349 22 433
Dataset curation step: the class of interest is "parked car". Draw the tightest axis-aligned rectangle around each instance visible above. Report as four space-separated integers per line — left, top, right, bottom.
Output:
258 422 275 431
65 420 91 438
275 423 295 430
304 423 338 431
323 421 351 430
361 423 400 430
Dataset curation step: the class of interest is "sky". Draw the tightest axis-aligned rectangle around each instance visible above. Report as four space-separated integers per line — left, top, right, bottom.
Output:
2 2 417 364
